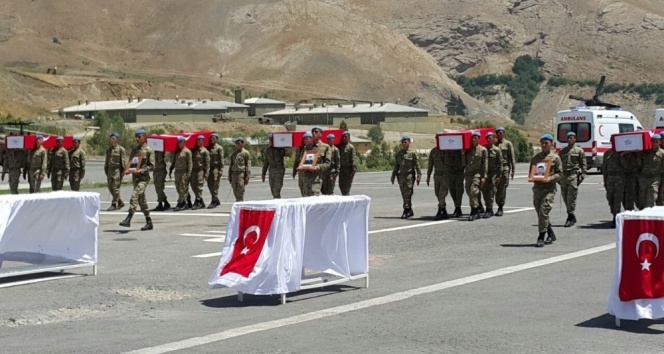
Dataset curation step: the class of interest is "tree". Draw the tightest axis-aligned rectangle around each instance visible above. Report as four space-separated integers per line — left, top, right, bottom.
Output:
504 126 534 163
367 125 384 143
339 120 348 131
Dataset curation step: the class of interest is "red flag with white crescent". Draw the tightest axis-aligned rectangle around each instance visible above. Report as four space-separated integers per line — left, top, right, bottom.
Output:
619 219 664 301
220 209 276 278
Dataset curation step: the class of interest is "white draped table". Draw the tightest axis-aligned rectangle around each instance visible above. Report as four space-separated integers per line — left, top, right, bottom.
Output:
208 195 370 304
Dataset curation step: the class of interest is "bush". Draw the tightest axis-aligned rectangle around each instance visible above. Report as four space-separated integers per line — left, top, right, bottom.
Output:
504 126 534 163
87 111 135 155
367 125 384 143
339 120 348 131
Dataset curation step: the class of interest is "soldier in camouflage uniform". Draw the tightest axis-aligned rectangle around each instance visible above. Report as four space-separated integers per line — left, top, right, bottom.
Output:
621 152 640 210
228 137 251 202
426 141 448 220
558 131 587 227
170 137 193 211
464 131 488 221
441 149 466 218
119 129 155 231
530 134 563 248
190 135 210 209
657 137 664 207
105 132 126 211
338 131 357 196
152 148 170 211
321 134 340 195
27 135 48 193
638 134 664 209
494 127 515 216
293 133 314 196
48 136 70 191
207 133 224 208
2 147 27 194
481 132 503 218
262 133 286 199
299 127 332 197
391 136 421 219
68 137 86 191
602 147 624 228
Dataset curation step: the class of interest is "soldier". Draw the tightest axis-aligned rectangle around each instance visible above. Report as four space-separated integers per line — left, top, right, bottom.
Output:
391 136 421 219
494 127 516 216
321 134 340 195
190 135 210 209
338 131 357 196
207 133 224 208
441 148 466 218
228 137 251 202
558 131 587 227
530 134 563 247
105 132 126 211
119 129 155 231
426 140 447 220
170 137 193 211
638 134 664 209
299 127 332 197
48 136 70 191
602 147 624 228
293 133 314 196
481 132 503 218
658 137 664 207
2 147 27 194
464 131 488 221
27 135 48 193
152 148 170 211
262 133 286 198
621 152 640 210
69 137 86 191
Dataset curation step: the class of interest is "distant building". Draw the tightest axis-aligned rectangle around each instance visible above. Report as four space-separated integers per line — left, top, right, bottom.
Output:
263 102 428 125
244 97 287 118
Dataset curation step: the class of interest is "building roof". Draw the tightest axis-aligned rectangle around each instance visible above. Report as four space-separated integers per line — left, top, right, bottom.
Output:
264 102 428 116
55 99 239 113
244 97 286 105
264 105 361 116
341 103 428 113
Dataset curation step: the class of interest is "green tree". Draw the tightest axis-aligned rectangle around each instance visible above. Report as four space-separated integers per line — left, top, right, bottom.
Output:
367 125 384 143
87 111 135 155
504 126 534 163
339 120 348 131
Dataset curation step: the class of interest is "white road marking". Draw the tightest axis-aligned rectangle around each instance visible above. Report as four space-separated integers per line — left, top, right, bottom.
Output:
100 212 229 217
127 243 616 354
0 274 83 288
191 252 222 258
203 238 226 243
180 233 222 237
205 231 226 234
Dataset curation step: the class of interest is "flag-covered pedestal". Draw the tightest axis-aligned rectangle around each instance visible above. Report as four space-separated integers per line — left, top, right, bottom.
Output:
608 208 664 327
208 195 370 304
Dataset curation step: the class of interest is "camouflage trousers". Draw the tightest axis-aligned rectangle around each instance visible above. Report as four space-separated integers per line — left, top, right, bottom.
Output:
623 174 638 210
433 174 445 208
154 169 167 202
481 172 499 210
207 168 222 202
638 175 660 209
190 169 205 200
464 174 481 208
495 169 510 207
298 172 306 197
230 172 246 202
442 172 464 208
8 169 21 194
658 176 664 207
605 175 625 214
300 171 321 197
129 178 150 217
338 169 354 196
321 171 336 195
560 173 579 214
174 171 189 203
69 170 82 191
29 168 44 193
533 185 556 233
398 174 414 209
107 169 123 206
268 168 285 199
51 169 67 191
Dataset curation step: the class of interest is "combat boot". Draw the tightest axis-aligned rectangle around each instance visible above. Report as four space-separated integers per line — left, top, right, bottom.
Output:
405 208 414 219
452 207 462 218
570 213 577 225
564 214 573 227
191 199 202 210
545 227 557 244
107 204 118 211
186 195 193 209
173 202 184 212
163 199 171 211
153 202 164 212
495 206 504 217
119 211 134 227
483 208 493 219
434 208 443 220
468 208 477 222
141 217 153 231
536 233 545 247
477 204 485 214
401 208 408 219
440 208 449 220
117 201 125 210
199 199 206 209
207 199 219 209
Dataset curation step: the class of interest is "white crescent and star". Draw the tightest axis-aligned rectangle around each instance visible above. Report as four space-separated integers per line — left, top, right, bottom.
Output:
240 225 261 255
636 233 660 272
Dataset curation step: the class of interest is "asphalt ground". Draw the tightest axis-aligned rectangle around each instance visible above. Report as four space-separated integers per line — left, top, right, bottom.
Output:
1 163 663 353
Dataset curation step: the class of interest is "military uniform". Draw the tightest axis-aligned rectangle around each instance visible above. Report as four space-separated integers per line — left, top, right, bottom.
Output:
105 144 126 210
321 144 340 195
620 152 640 210
481 144 503 218
293 147 306 196
464 144 488 221
119 138 155 231
441 150 466 217
171 146 193 211
530 145 563 246
559 143 587 226
28 145 48 193
69 146 86 191
207 142 224 207
190 147 210 209
427 147 448 219
262 146 286 198
4 149 26 194
392 147 421 218
638 147 664 209
229 147 251 201
49 145 69 191
338 142 357 196
152 151 170 211
299 141 332 197
494 137 515 216
602 149 624 227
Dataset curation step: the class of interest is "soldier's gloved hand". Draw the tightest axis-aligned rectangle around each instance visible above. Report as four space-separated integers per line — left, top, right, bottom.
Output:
510 171 514 180
390 176 395 185
416 177 420 186
261 174 266 183
292 172 296 179
244 176 249 186
426 177 430 186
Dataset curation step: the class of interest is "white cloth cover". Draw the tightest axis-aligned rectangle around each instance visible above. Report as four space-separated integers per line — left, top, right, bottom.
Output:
608 208 664 320
0 191 100 266
208 195 370 295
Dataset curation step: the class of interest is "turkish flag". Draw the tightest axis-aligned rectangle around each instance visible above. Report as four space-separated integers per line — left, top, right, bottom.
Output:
619 219 664 301
220 209 276 278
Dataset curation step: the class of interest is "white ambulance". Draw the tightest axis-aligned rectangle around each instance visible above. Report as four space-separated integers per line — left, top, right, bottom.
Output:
653 109 664 128
554 106 643 172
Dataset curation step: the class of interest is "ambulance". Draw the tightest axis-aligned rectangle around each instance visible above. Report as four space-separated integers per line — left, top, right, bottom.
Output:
554 106 643 172
653 109 664 128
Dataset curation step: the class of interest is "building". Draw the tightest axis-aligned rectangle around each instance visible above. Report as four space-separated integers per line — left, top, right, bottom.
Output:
263 102 428 125
244 97 287 117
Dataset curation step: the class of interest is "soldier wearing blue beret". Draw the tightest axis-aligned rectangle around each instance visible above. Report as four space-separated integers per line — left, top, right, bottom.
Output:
529 133 563 247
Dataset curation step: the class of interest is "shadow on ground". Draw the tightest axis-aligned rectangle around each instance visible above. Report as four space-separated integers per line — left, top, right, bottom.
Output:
200 285 360 308
576 313 664 334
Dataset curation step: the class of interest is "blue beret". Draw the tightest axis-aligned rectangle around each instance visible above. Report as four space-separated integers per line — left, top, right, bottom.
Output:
135 129 146 136
197 135 205 140
303 132 313 138
342 131 350 136
56 136 64 141
73 137 81 142
177 136 185 142
211 133 219 138
566 131 576 138
37 135 44 140
235 137 244 143
540 134 554 141
327 134 335 139
486 132 494 138
401 136 410 142
652 134 662 140
110 132 119 138
471 131 480 137
311 126 323 132
496 127 505 132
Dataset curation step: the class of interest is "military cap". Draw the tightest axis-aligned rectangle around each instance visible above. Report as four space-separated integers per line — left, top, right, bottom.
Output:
110 132 119 138
73 137 81 142
496 127 505 132
56 136 64 141
177 136 185 142
197 135 205 140
303 132 313 138
485 132 494 138
135 128 146 136
401 136 410 142
37 135 44 140
566 131 576 138
342 131 350 136
327 133 335 139
540 133 554 141
652 134 662 140
235 137 245 143
211 133 219 138
311 126 323 132
471 131 480 137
